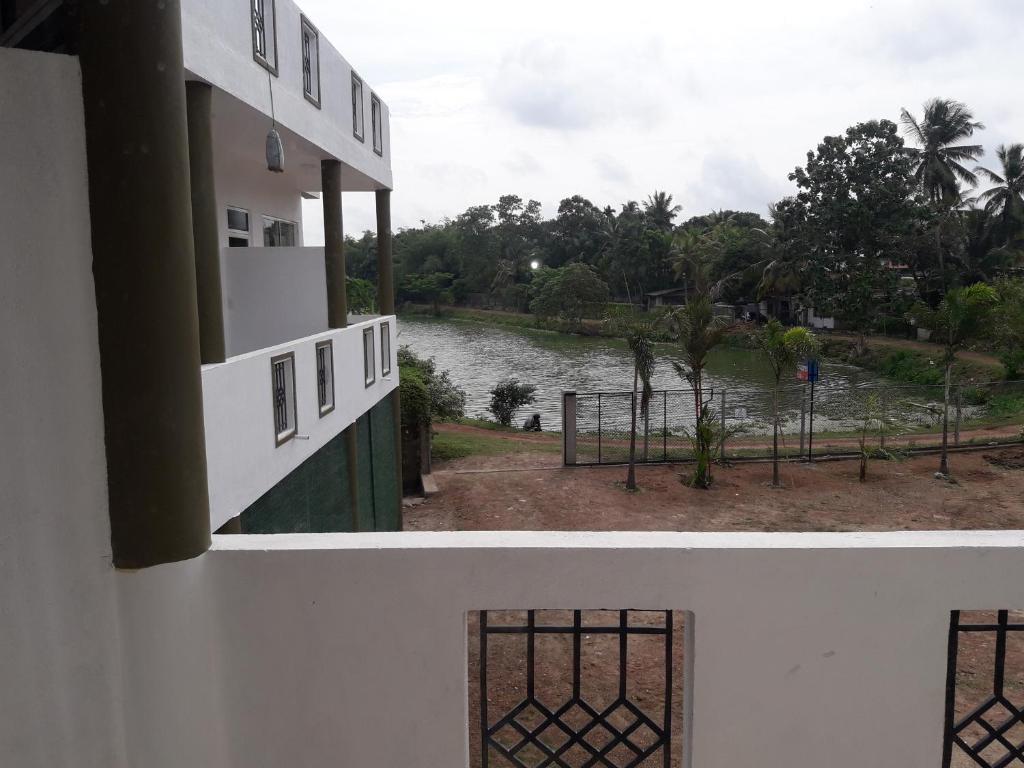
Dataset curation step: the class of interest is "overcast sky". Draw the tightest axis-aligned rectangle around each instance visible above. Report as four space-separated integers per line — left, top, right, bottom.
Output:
301 0 1024 242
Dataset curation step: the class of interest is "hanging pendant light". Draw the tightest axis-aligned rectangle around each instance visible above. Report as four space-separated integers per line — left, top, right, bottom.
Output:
266 71 284 173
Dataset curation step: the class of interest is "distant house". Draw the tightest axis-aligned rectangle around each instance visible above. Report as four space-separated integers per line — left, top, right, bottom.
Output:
646 287 688 309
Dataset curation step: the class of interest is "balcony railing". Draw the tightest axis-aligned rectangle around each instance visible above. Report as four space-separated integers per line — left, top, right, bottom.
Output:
114 530 1024 768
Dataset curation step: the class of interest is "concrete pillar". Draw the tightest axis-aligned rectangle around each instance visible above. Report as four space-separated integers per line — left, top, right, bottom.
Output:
563 392 577 466
375 189 395 315
185 81 226 364
322 160 348 328
375 189 402 518
79 0 211 567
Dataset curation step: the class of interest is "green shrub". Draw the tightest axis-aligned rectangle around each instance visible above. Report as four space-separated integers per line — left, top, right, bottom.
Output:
488 379 537 426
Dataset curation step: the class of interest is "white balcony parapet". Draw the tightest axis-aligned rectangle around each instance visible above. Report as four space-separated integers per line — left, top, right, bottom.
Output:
115 530 1024 768
201 317 397 530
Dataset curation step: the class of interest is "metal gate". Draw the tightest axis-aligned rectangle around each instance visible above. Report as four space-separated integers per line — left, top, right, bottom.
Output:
565 391 702 466
479 610 675 768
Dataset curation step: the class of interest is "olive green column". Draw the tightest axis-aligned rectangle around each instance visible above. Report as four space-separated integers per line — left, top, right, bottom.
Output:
376 189 403 521
185 81 226 364
322 160 349 327
79 0 211 567
322 160 360 526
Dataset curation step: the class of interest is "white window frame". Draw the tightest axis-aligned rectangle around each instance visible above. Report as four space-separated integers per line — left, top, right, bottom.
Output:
251 0 278 75
363 327 375 387
300 15 321 108
371 93 383 156
351 72 365 142
315 340 335 417
227 206 250 246
271 352 297 446
262 215 298 247
380 321 392 377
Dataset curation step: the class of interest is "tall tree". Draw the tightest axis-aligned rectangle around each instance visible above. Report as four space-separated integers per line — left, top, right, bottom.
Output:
900 98 985 204
643 190 682 232
787 120 919 353
908 283 999 476
976 143 1024 232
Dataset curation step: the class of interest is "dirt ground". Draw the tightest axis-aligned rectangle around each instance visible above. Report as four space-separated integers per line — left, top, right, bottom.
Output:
410 429 1024 534
413 430 1024 767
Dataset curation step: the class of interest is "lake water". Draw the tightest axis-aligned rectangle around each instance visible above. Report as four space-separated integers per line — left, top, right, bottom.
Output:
396 316 944 436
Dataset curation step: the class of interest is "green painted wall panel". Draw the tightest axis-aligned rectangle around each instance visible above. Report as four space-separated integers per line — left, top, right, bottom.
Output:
370 394 400 531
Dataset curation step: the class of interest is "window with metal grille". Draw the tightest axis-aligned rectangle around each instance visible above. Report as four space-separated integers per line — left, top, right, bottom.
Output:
380 322 391 377
371 93 383 156
363 327 375 387
471 610 685 768
300 16 320 108
251 0 277 74
943 610 1024 767
270 353 296 445
316 340 334 416
352 73 365 141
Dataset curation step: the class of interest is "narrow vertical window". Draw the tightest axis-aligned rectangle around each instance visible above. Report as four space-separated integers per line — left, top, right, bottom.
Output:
300 16 320 108
251 0 277 74
351 73 365 141
316 340 334 416
363 327 375 387
371 93 383 156
380 321 391 377
271 352 297 446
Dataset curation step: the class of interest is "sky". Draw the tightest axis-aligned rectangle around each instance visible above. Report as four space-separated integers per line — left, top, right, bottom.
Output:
300 0 1024 242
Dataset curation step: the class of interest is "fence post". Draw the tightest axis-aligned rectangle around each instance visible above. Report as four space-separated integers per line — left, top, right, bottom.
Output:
799 391 807 459
954 386 962 447
643 407 650 463
720 390 727 461
663 391 668 462
597 393 602 464
562 391 577 466
880 393 887 452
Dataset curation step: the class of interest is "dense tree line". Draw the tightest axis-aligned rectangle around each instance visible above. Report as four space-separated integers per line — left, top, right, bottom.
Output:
345 97 1024 350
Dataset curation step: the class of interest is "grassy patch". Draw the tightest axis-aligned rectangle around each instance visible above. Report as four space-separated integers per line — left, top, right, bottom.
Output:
431 429 562 461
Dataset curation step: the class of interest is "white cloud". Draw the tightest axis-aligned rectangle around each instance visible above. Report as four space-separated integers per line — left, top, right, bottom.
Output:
299 0 1024 238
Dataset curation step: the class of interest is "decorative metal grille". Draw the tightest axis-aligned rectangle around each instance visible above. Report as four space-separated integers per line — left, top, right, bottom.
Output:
252 0 267 57
316 343 330 411
944 610 1024 767
272 358 289 435
479 610 674 768
301 30 312 95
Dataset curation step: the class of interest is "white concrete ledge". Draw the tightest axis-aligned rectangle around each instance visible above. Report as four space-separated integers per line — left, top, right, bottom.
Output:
211 528 1024 551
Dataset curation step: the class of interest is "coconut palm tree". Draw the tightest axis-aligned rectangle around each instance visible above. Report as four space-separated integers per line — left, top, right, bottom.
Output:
976 143 1024 228
644 190 682 232
900 98 985 203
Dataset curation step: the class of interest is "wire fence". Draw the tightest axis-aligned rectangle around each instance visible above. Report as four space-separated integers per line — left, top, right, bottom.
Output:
563 380 1024 466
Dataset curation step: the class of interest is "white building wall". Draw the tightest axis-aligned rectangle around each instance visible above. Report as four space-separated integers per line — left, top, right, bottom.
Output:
181 0 392 190
213 133 305 248
202 317 399 530
114 530 1024 768
0 48 128 768
220 246 326 357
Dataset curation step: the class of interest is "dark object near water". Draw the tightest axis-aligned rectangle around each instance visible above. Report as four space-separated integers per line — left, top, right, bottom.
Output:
522 413 542 432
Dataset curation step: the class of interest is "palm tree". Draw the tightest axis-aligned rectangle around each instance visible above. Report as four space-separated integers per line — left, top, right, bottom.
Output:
664 234 733 488
900 98 985 204
976 143 1024 228
908 283 999 477
625 324 655 491
644 191 682 232
759 321 820 487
